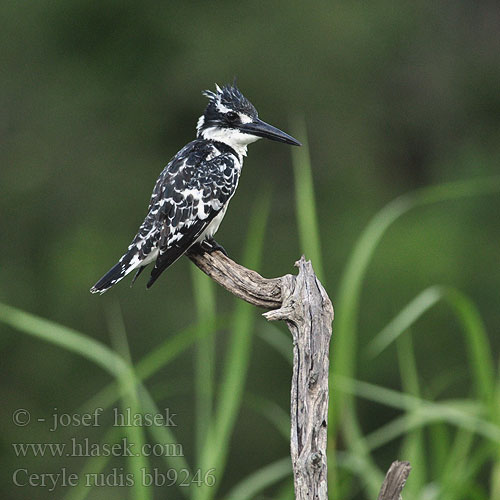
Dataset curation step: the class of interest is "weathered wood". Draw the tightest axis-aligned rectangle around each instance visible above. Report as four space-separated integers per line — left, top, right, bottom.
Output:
187 250 333 500
186 249 282 309
377 461 411 500
264 258 333 500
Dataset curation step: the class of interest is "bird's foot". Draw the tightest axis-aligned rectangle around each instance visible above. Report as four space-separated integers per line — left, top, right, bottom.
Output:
200 238 228 257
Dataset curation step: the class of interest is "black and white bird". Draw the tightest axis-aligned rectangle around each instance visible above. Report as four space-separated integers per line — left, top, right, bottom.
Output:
90 83 301 294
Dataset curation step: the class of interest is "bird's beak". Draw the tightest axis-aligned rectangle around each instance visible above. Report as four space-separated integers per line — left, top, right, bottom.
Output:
239 118 302 146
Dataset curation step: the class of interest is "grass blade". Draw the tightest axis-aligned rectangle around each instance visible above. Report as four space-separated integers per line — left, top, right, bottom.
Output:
397 332 426 496
335 377 500 447
366 286 443 358
362 405 500 452
191 266 217 464
63 426 120 500
0 302 129 379
442 287 495 411
333 175 500 426
0 301 191 494
244 392 290 440
79 316 228 416
329 176 500 496
291 118 324 281
368 286 495 412
106 301 151 500
195 190 271 500
223 457 291 500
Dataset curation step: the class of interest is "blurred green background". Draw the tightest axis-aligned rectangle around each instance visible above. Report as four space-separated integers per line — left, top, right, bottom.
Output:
2 1 500 499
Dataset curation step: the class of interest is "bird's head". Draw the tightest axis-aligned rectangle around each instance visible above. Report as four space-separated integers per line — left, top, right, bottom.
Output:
197 83 301 154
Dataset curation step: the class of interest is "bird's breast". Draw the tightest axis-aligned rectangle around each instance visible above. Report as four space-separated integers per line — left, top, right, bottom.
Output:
195 205 228 243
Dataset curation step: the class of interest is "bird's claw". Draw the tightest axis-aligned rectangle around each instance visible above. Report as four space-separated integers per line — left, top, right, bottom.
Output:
200 238 228 256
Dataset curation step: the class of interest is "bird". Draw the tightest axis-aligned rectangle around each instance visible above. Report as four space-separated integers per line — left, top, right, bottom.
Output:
90 83 301 294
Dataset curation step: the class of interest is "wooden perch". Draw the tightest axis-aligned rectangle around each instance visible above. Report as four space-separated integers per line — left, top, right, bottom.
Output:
187 249 282 308
377 461 411 500
187 249 411 499
187 249 333 500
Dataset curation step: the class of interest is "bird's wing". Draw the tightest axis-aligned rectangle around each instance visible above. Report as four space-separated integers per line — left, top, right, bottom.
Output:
144 147 239 288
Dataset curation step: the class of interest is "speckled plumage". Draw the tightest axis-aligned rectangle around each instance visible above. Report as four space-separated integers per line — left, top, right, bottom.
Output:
91 83 300 294
91 138 241 293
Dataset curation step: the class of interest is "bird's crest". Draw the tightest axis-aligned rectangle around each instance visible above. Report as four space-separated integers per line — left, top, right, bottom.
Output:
202 82 257 118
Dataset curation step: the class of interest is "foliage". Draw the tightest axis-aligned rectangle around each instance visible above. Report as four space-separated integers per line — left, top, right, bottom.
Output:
2 158 499 498
2 2 500 499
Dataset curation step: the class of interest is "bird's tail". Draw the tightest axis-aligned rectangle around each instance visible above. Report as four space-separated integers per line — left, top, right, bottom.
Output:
90 250 140 294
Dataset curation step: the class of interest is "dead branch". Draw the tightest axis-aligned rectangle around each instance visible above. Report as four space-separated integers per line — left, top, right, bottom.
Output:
187 249 333 500
377 461 411 500
188 249 411 500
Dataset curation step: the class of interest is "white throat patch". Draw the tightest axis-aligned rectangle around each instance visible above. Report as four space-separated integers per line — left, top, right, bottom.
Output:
199 123 260 157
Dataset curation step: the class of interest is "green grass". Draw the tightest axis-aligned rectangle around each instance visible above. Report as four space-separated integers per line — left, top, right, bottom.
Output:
223 457 292 500
367 285 495 411
289 129 500 498
328 176 500 497
2 139 500 499
193 189 271 500
291 118 325 282
0 191 275 500
190 263 217 466
106 301 151 500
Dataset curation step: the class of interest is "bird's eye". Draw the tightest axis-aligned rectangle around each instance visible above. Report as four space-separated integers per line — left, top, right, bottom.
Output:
226 111 239 122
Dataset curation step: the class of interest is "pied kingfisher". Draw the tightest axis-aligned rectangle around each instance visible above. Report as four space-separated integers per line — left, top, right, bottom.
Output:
90 83 301 294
